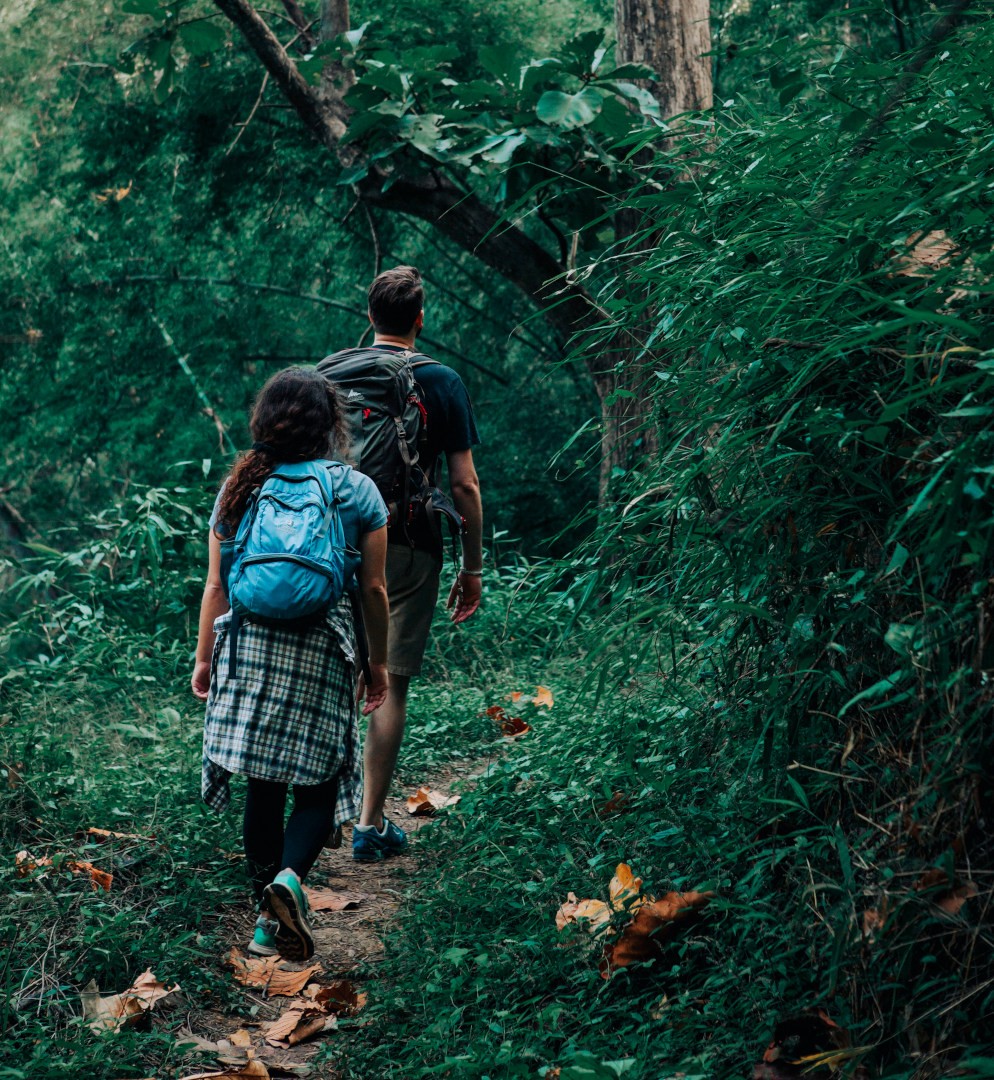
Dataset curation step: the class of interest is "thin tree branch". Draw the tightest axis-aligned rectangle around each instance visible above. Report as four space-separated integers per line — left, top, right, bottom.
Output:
117 274 510 384
280 0 316 50
226 71 269 156
356 200 381 347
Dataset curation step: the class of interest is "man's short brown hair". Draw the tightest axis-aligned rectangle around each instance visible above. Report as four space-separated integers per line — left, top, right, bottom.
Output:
367 265 424 336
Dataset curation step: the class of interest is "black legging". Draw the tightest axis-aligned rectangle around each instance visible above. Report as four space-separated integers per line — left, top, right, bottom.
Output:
243 775 338 903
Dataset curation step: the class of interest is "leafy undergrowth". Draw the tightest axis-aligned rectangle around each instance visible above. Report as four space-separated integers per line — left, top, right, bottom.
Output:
328 569 992 1080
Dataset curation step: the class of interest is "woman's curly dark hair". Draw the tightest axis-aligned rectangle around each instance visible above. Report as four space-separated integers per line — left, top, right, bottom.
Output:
214 367 345 536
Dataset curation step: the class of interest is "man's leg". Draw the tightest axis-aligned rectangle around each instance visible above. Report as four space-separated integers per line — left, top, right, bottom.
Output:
358 673 410 829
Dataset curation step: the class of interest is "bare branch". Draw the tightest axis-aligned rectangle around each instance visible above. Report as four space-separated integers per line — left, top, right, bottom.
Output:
213 0 347 144
280 0 316 50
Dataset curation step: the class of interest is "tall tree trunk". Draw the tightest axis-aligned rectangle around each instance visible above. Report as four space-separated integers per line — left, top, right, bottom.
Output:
595 0 713 496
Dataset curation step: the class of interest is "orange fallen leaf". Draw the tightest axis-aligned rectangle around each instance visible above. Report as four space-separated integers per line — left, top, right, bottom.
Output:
609 863 645 913
225 950 321 996
405 786 461 816
532 685 554 708
84 827 157 843
69 860 113 892
80 968 180 1033
15 850 51 875
506 691 524 703
555 892 611 936
601 890 713 977
302 886 370 912
16 850 112 890
95 181 133 203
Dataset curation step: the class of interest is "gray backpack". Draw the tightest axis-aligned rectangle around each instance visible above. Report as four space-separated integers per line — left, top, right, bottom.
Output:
316 347 431 520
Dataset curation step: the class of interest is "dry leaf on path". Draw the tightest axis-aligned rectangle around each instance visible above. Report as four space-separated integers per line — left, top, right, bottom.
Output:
555 892 612 936
178 1056 270 1080
226 950 321 996
229 1029 253 1047
81 968 180 1033
302 886 370 912
601 890 713 977
532 685 554 708
405 786 461 816
304 979 367 1014
264 1000 335 1048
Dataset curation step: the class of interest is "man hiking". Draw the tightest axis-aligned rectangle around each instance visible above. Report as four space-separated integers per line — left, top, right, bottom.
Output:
318 265 484 861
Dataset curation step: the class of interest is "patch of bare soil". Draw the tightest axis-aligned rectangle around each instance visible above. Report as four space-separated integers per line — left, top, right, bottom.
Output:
175 760 488 1079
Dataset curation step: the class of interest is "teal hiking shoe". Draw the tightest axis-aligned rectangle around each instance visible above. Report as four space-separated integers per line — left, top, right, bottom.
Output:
262 868 315 961
352 816 408 862
247 913 279 957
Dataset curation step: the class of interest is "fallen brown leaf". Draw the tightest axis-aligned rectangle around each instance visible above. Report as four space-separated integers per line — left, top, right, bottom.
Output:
500 715 531 738
594 791 630 817
229 1029 253 1047
405 786 461 816
506 691 524 703
80 969 180 1033
264 1001 335 1047
304 979 367 1014
302 886 371 912
555 892 612 936
177 1056 269 1080
15 850 51 875
861 902 888 941
754 1009 855 1077
601 890 713 977
226 950 321 996
935 880 979 916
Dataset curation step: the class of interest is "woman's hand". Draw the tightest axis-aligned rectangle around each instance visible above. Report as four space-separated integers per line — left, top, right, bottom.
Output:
191 660 212 701
357 662 389 716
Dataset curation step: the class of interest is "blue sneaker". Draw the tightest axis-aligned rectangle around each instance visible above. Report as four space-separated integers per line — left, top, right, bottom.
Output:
247 913 279 957
352 816 408 862
263 868 314 961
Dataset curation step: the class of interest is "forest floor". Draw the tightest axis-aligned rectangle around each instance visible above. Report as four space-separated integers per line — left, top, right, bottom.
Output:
170 762 482 1079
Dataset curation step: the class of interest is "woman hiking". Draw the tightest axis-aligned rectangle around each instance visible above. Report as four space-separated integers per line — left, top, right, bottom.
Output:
191 367 389 961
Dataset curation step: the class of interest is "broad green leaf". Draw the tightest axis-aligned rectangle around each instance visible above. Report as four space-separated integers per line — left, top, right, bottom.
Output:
536 88 603 129
178 20 226 56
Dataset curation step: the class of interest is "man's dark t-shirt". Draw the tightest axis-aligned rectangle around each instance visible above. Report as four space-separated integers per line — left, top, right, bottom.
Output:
372 344 480 551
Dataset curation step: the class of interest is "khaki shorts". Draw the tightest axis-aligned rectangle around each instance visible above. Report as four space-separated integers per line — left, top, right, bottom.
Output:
385 545 442 677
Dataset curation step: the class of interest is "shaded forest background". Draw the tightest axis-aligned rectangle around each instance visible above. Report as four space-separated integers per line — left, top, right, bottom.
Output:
1 0 993 1078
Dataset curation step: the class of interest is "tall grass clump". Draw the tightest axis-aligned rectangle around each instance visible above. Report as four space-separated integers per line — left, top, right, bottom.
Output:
0 478 247 1078
562 6 994 1073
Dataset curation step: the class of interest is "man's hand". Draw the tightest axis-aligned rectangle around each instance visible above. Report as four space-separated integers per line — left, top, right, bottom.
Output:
191 660 211 701
447 571 481 624
357 662 389 715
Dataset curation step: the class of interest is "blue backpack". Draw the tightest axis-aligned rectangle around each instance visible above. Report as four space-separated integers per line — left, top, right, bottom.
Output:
220 460 359 678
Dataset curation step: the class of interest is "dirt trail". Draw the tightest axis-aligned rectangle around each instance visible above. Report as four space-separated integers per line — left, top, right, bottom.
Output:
176 764 480 1078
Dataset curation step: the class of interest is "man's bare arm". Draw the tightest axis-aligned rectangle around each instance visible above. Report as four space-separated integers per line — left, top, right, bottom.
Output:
446 447 483 623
